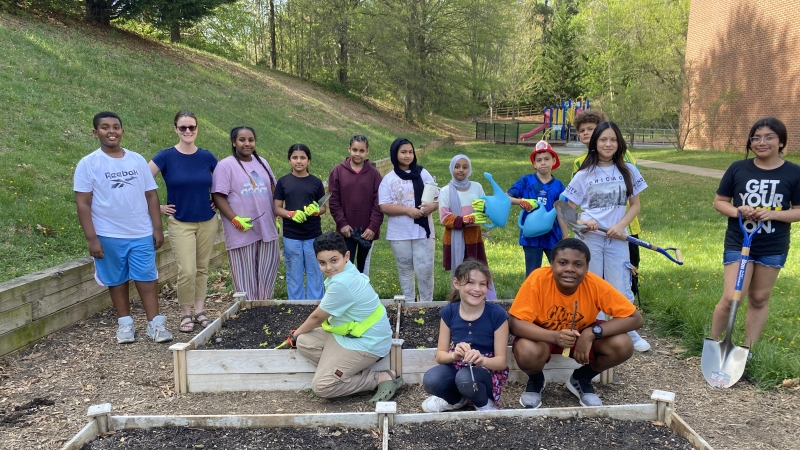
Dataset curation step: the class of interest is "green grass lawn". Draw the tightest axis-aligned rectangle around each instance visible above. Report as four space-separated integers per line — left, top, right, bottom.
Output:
629 147 800 171
0 14 430 281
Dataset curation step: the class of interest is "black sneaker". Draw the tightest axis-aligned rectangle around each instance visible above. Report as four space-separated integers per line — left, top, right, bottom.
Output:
519 371 546 409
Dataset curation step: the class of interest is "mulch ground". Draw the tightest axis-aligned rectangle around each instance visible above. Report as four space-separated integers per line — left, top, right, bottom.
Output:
1 291 798 449
80 417 693 449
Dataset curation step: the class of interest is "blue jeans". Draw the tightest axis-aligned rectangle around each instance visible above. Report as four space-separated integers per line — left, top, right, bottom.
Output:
523 246 553 276
583 232 643 344
283 237 324 300
723 250 787 268
422 364 493 407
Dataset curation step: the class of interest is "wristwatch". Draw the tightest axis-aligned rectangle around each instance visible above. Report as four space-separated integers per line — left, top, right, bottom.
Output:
592 325 603 340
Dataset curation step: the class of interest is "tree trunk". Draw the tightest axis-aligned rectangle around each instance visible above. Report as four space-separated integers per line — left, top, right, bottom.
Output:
337 37 348 90
170 22 181 43
85 0 111 25
269 0 277 69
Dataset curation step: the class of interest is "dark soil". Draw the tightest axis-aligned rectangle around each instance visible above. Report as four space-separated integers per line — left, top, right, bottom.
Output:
391 417 693 449
199 305 317 350
397 304 512 348
198 303 509 350
78 417 693 449
81 426 379 449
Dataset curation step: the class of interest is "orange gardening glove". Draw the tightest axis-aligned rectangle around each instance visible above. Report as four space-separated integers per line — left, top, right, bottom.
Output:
231 216 252 231
519 199 539 212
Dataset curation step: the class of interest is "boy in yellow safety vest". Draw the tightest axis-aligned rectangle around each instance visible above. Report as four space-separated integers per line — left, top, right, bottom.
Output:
286 232 402 403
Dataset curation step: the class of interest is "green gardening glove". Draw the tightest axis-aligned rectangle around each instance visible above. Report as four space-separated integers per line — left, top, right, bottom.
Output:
466 212 488 224
231 216 253 232
519 199 539 212
275 217 281 233
471 199 485 213
287 210 307 223
303 201 320 217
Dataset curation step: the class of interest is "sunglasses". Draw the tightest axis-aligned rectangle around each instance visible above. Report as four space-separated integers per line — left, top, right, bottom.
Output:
177 125 197 132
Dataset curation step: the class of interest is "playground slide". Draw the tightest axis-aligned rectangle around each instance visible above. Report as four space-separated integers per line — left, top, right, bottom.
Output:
519 122 548 140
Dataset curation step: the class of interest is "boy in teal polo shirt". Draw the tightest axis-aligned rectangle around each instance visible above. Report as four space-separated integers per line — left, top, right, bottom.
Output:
288 232 402 403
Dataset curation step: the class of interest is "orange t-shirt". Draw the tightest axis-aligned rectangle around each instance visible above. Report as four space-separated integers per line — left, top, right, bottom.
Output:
509 268 636 331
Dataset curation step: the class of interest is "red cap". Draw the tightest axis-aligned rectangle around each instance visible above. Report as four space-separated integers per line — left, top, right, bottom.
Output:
530 140 560 169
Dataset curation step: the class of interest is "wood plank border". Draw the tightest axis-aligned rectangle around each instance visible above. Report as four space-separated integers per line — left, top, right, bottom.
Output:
0 218 226 357
64 392 712 450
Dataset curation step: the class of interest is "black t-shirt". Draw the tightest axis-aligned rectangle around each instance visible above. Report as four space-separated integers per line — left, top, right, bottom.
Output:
717 158 800 256
274 173 325 240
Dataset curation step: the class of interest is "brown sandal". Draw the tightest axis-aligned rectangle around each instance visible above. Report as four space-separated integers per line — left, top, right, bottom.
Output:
194 312 212 328
178 315 195 333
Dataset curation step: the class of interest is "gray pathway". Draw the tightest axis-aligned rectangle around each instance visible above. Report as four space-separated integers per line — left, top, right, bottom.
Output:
553 147 724 179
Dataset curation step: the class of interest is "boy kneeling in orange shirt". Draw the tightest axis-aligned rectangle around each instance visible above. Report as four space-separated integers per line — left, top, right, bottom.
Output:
509 238 643 409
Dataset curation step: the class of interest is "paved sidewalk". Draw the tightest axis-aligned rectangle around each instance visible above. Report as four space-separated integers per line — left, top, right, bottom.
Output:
553 147 724 179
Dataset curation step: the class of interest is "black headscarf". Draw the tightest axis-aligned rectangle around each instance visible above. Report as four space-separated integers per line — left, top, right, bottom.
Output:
389 137 430 238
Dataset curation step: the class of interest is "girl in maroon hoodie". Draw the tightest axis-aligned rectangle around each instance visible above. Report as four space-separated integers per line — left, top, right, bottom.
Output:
327 135 384 274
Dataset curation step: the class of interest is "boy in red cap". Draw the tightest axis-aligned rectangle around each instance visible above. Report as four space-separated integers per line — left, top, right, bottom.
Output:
507 140 569 275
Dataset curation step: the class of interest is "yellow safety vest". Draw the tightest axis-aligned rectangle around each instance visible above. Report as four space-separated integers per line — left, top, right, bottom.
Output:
321 304 385 338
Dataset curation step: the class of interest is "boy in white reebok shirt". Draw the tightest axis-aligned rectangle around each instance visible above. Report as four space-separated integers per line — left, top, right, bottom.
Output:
74 111 172 344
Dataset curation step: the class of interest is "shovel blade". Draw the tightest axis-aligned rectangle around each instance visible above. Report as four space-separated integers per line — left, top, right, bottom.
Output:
701 338 749 388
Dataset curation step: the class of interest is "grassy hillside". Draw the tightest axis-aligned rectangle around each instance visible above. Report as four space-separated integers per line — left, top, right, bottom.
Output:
0 14 432 282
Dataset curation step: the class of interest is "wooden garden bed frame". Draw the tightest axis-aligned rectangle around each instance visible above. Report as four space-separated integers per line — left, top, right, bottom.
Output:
61 391 713 450
170 296 612 394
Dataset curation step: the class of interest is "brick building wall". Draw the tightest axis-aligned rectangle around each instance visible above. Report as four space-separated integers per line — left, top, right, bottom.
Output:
683 0 800 152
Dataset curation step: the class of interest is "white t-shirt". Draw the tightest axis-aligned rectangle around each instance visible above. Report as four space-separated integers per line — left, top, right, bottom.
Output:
564 163 646 234
73 148 158 239
378 169 436 240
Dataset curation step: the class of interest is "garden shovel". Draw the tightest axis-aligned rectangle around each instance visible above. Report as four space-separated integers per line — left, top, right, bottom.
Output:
701 215 762 388
553 200 683 265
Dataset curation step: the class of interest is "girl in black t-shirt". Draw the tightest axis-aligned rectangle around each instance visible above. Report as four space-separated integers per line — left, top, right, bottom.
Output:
273 144 327 299
712 117 800 349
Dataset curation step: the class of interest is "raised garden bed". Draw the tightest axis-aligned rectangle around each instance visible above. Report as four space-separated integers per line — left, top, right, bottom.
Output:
170 296 612 394
63 392 712 450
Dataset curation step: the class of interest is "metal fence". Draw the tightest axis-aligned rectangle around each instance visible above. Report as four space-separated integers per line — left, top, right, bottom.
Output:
476 121 678 147
475 121 544 144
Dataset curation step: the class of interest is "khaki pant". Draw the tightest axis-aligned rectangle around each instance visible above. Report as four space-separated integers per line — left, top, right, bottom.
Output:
297 328 381 398
168 216 218 306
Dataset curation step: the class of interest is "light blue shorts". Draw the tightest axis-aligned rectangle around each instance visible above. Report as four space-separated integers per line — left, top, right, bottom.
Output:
722 250 786 269
94 236 158 286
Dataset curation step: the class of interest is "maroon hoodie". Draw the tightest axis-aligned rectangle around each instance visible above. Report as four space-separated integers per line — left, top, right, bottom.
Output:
327 158 384 239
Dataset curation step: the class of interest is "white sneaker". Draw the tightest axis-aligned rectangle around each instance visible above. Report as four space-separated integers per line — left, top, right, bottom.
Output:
475 401 499 411
421 395 467 412
146 315 173 343
633 338 651 352
116 317 135 344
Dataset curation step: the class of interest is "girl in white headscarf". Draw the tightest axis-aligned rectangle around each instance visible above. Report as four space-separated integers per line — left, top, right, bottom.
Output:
438 154 496 299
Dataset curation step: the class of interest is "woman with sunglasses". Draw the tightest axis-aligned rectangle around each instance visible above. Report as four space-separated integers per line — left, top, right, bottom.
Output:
149 111 219 333
711 117 800 352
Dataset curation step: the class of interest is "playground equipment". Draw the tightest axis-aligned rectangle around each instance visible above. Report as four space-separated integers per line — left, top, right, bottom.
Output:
519 98 591 141
519 109 551 140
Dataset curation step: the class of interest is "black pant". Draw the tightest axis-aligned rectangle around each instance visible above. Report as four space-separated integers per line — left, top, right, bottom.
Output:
344 235 370 273
629 235 641 296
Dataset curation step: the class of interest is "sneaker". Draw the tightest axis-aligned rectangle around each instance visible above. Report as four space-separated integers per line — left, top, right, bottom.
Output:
146 315 173 343
633 338 651 352
116 317 135 344
421 395 467 412
567 374 602 407
519 372 546 409
475 401 499 411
